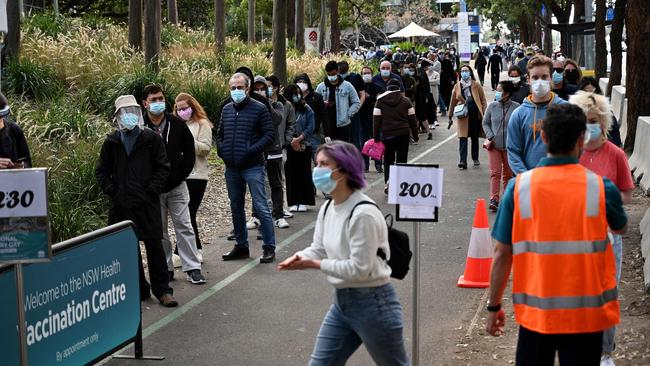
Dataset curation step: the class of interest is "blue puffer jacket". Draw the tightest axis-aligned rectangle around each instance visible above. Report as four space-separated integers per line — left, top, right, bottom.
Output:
216 97 274 169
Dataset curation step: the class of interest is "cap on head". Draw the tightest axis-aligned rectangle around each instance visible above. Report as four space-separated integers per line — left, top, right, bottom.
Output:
114 95 140 114
253 75 267 86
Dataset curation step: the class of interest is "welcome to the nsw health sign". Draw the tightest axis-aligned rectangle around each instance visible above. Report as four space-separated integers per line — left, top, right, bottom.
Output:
0 225 140 365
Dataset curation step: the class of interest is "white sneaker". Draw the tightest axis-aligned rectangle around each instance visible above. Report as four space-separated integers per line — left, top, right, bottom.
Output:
246 217 260 230
172 253 182 268
288 205 299 212
275 218 290 228
283 210 294 218
600 355 615 366
297 205 308 212
433 121 440 127
197 249 203 263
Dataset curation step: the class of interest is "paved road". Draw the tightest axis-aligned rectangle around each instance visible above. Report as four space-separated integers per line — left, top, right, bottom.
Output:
107 80 501 366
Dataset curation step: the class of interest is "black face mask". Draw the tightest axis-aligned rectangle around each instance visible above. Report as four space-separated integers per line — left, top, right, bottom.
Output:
565 70 579 84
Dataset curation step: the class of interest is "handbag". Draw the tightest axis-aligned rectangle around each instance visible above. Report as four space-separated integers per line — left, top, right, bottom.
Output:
361 139 385 161
453 103 468 118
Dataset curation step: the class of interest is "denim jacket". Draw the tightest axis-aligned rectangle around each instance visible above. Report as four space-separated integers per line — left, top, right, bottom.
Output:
315 79 361 127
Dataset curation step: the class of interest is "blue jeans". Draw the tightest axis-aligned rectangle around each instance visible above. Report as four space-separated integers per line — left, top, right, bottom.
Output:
309 283 410 366
350 113 362 150
438 95 447 113
225 165 275 249
603 233 623 353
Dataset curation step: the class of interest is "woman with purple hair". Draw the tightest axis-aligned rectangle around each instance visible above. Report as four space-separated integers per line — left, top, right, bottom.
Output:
279 141 409 366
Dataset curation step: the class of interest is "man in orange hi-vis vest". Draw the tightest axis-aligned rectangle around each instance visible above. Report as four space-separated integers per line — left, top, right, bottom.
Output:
485 104 628 365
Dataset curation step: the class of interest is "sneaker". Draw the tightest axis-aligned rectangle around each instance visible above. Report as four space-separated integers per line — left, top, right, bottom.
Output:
288 205 299 212
458 162 467 170
384 184 389 194
260 247 276 263
197 249 203 263
222 245 250 261
376 167 383 173
246 217 260 230
473 160 480 166
168 270 175 281
297 205 308 212
158 293 178 307
186 269 207 284
600 355 615 366
427 133 433 140
283 209 294 219
433 121 440 127
172 253 182 268
275 218 290 228
489 199 499 212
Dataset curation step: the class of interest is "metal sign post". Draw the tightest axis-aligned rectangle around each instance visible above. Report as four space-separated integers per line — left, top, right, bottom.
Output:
14 264 28 366
388 163 443 366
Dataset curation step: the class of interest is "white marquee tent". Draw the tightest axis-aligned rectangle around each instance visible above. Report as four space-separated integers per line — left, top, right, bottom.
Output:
388 22 440 39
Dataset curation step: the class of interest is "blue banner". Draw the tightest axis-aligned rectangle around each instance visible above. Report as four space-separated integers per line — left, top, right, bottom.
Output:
0 225 140 365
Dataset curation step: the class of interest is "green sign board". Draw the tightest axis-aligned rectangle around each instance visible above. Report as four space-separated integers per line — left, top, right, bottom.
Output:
0 223 141 365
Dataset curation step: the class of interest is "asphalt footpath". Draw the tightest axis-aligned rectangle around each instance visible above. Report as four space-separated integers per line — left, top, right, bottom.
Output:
105 79 502 366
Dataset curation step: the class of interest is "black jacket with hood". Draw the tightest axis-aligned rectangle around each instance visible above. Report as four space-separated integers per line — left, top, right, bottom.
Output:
294 73 326 144
95 128 170 240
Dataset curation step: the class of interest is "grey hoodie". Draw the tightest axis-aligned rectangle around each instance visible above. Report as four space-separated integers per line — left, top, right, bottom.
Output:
482 99 520 150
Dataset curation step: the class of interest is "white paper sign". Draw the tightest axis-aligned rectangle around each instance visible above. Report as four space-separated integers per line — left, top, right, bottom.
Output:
388 165 444 207
398 204 437 220
0 169 48 218
458 25 472 62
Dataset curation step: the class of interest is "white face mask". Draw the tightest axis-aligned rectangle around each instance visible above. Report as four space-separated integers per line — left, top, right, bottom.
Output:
530 79 551 98
297 82 308 92
362 74 372 83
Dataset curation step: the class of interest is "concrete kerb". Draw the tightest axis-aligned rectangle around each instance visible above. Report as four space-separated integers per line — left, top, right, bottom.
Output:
599 78 609 95
630 117 650 195
642 206 650 293
611 86 626 123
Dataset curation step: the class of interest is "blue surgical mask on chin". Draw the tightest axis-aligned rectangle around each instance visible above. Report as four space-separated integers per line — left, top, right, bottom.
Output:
312 167 340 194
148 102 166 116
552 71 564 84
231 89 247 104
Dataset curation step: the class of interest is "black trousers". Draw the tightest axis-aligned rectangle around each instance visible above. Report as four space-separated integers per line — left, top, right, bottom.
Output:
383 135 410 183
459 106 481 164
491 70 500 90
331 123 352 142
285 147 316 207
516 326 602 366
186 179 207 249
477 68 486 85
138 239 173 299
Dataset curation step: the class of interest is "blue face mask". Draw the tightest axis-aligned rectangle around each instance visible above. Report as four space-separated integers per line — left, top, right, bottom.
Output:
312 167 340 194
292 95 301 103
380 70 391 78
327 75 338 82
120 113 139 130
552 71 564 84
231 89 247 104
494 91 503 102
586 123 602 142
339 72 349 79
148 101 166 116
461 71 471 80
267 86 274 98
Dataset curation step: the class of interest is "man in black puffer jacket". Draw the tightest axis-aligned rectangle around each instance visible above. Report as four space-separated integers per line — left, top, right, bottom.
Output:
217 72 277 263
142 84 206 285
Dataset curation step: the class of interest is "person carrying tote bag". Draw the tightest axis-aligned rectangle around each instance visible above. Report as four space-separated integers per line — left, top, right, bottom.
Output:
448 64 487 169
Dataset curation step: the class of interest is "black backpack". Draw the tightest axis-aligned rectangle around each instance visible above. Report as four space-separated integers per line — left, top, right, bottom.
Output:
323 200 412 280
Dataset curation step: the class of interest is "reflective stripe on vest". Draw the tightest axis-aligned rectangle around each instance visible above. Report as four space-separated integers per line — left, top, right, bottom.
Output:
512 239 608 255
513 288 617 310
518 169 601 219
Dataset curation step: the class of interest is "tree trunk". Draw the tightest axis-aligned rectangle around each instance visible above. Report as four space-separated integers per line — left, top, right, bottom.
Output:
287 0 295 45
594 0 607 78
318 0 326 53
329 0 340 53
295 0 305 53
623 0 650 154
128 0 143 50
215 0 226 55
519 16 530 45
573 0 585 62
247 0 255 43
273 0 287 85
144 0 161 72
535 16 543 47
167 0 178 24
6 0 21 59
606 0 626 96
543 3 553 56
53 0 59 15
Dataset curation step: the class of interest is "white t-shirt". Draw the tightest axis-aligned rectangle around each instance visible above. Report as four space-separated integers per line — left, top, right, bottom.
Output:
298 190 392 288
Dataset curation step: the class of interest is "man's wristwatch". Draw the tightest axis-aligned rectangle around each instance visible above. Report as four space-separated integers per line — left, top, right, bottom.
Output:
486 301 502 312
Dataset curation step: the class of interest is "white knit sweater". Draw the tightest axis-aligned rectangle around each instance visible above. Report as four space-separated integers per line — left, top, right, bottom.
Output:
298 190 392 288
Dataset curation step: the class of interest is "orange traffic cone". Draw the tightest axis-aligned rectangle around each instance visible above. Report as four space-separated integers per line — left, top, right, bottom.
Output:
457 199 493 288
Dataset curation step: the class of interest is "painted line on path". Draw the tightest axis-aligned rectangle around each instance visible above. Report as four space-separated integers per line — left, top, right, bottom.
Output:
107 131 458 361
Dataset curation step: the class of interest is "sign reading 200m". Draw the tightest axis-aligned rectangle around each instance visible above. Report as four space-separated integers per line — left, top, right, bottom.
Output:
0 225 140 365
